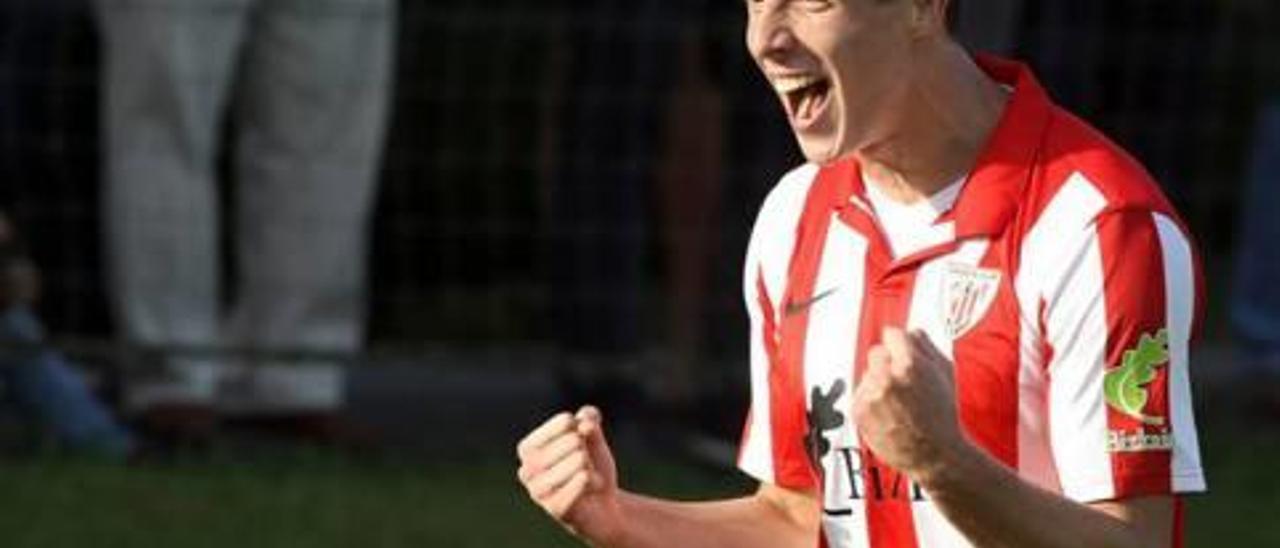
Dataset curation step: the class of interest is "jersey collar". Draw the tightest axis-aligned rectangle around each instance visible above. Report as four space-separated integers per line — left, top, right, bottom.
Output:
947 54 1054 238
828 55 1053 240
824 53 1054 265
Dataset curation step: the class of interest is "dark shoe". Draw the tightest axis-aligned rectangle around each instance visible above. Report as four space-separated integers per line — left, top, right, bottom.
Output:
224 412 379 450
134 403 218 451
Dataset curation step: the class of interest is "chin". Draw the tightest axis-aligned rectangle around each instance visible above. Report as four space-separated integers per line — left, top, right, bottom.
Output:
801 143 847 166
796 137 838 165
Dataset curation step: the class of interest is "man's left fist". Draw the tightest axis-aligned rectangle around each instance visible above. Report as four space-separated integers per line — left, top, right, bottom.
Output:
852 327 968 482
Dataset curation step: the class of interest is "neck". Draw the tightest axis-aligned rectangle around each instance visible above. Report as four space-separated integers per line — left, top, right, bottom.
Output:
857 42 1007 203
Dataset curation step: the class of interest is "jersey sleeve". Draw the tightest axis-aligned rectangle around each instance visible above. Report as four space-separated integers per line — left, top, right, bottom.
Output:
736 165 818 489
1041 207 1206 502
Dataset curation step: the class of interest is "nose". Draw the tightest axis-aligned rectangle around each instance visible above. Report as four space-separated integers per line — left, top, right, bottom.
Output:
746 4 795 62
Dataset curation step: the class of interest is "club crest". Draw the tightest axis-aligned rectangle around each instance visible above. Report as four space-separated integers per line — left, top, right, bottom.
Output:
943 263 1001 339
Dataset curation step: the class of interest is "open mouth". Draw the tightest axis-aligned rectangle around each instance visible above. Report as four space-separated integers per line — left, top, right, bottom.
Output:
776 75 832 128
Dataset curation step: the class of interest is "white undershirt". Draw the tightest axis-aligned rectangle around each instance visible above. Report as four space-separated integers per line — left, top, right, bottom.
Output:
864 175 966 259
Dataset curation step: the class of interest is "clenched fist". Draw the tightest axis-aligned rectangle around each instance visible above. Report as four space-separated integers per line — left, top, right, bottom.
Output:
516 406 624 544
852 327 968 483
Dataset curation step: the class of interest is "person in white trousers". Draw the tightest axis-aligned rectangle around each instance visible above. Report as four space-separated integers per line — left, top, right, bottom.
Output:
97 0 393 441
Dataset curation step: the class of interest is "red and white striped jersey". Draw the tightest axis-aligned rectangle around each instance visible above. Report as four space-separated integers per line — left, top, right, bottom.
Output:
736 56 1206 547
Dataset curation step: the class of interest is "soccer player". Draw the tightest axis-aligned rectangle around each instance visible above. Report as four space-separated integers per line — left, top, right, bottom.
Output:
516 0 1206 546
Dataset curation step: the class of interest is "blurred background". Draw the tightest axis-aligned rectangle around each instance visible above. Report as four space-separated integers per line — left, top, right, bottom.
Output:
0 0 1277 546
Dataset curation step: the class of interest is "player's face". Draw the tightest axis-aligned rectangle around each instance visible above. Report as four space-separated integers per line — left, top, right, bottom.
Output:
746 0 917 163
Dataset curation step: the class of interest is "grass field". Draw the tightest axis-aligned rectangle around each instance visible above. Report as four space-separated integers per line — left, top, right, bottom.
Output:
0 426 1272 547
0 448 749 548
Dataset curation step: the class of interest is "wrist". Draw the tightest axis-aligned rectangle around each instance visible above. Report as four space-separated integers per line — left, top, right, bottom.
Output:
582 490 634 548
914 434 985 494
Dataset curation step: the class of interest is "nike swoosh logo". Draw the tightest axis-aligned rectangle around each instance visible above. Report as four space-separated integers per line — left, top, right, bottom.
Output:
784 287 839 317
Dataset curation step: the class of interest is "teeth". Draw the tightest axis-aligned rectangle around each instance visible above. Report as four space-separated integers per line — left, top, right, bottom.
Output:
772 74 824 94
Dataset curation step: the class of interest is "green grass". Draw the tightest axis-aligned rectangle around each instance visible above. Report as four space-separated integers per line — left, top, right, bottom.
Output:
0 449 747 548
1184 426 1280 546
0 428 1271 547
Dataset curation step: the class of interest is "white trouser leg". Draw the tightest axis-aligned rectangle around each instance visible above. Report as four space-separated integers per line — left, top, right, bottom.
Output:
98 0 252 410
221 0 394 412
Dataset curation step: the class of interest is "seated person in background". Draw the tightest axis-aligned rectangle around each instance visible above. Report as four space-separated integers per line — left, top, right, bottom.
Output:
0 211 134 458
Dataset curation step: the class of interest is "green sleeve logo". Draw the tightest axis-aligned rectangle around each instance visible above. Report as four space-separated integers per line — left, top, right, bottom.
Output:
1103 329 1170 425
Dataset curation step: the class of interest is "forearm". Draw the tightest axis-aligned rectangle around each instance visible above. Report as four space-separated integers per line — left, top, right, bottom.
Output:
921 444 1154 548
600 489 815 548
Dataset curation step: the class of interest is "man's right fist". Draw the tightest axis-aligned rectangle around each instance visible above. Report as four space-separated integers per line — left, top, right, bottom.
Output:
516 406 623 544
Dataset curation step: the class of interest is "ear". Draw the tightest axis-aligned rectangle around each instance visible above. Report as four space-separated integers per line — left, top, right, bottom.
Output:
907 0 951 38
